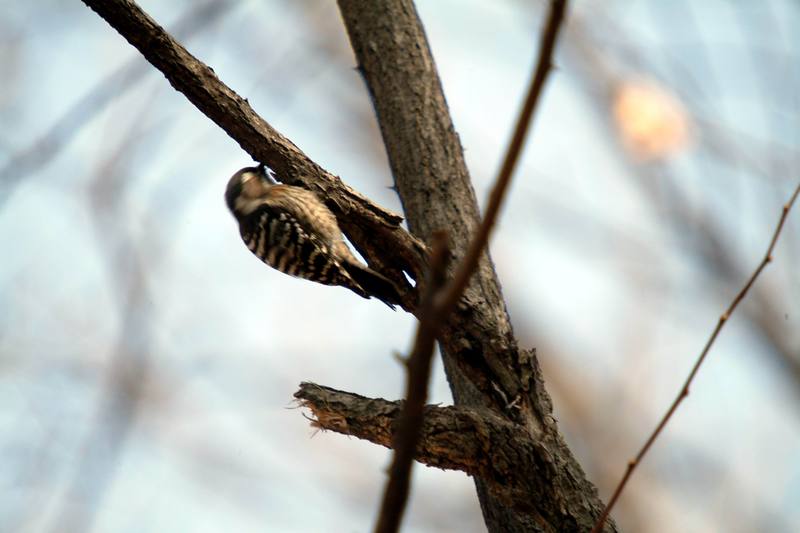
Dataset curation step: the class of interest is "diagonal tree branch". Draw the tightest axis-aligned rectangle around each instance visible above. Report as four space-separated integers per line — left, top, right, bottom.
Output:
80 0 427 303
436 0 566 317
339 0 551 422
374 231 449 533
591 181 800 533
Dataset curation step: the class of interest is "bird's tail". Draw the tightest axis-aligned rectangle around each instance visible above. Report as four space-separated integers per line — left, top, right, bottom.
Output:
342 261 403 310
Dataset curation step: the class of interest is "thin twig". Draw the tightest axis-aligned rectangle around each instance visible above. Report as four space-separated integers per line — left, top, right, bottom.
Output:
374 231 449 533
591 181 800 533
436 0 567 316
373 2 568 532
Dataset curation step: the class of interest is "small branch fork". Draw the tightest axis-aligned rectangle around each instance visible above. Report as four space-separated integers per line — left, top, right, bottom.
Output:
591 181 800 533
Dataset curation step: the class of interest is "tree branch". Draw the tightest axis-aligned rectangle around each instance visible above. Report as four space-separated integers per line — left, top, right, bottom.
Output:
592 181 800 533
79 0 427 303
437 0 566 316
374 231 449 533
296 382 574 516
339 0 551 423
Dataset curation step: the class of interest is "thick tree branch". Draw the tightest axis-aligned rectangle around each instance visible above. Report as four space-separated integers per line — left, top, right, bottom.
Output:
338 1 613 531
296 382 577 517
80 0 427 302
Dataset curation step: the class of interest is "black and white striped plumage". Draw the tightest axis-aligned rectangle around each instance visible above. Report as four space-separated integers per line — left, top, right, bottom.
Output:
225 166 401 308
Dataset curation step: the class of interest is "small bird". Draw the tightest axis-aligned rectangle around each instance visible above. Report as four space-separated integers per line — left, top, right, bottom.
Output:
225 165 402 308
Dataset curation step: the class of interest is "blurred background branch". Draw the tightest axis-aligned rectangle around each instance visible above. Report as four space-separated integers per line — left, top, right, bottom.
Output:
0 0 236 208
593 182 800 532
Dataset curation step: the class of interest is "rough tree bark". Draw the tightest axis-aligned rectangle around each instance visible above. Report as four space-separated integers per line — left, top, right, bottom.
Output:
334 1 614 531
80 0 616 531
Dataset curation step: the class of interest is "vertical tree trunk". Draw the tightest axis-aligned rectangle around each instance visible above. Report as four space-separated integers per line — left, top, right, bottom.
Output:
338 1 614 531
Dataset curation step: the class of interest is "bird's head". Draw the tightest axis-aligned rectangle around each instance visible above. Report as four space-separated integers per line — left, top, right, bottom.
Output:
225 165 272 216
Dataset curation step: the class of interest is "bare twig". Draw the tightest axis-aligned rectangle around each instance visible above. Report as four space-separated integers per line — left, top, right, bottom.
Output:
436 0 567 315
373 2 568 532
567 9 800 396
591 181 800 533
374 231 449 533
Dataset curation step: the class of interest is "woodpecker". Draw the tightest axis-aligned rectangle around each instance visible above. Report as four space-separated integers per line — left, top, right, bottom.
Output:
225 165 402 308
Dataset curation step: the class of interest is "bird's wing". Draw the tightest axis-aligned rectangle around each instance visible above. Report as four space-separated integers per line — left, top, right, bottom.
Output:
265 186 341 245
239 202 343 285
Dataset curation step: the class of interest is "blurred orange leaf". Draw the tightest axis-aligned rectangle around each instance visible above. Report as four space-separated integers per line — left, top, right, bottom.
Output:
613 80 690 161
